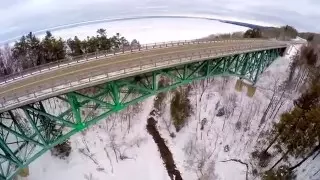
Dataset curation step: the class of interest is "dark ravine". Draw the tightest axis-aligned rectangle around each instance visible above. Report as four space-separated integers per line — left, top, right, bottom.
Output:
146 115 183 180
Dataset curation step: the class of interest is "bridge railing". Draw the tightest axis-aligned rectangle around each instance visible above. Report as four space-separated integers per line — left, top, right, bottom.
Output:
0 42 287 112
0 39 267 85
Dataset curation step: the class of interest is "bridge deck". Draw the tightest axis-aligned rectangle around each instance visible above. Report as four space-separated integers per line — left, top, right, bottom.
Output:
0 40 288 112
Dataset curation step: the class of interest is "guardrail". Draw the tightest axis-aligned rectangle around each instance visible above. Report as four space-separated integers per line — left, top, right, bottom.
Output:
0 39 267 85
0 42 287 112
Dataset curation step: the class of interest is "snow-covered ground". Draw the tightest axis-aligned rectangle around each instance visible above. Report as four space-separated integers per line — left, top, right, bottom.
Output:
39 18 248 44
26 43 318 180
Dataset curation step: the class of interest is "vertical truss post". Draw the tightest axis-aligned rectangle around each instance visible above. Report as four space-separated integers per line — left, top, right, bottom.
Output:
273 49 277 59
266 50 271 66
254 52 264 83
152 72 157 91
240 53 249 76
222 56 228 72
66 94 82 125
38 102 55 141
183 65 188 80
234 55 240 71
248 52 259 81
206 60 210 76
109 82 121 111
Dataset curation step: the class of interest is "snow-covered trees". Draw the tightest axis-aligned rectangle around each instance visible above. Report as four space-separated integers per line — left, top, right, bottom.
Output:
0 46 13 76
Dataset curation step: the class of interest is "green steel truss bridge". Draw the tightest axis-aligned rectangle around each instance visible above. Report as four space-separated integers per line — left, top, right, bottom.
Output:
0 39 290 179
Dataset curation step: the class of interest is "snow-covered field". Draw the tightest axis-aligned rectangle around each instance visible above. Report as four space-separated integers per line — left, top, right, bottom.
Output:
39 18 248 44
26 42 319 180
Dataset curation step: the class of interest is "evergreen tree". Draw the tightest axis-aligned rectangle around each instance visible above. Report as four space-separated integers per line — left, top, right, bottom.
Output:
96 28 111 51
26 32 42 66
67 36 83 56
86 36 99 53
41 31 66 63
12 32 42 69
110 33 121 50
243 28 262 38
130 39 141 50
67 38 76 55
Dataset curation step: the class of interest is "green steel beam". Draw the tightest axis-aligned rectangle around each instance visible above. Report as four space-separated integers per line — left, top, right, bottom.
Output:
152 72 157 91
109 82 121 110
66 93 82 125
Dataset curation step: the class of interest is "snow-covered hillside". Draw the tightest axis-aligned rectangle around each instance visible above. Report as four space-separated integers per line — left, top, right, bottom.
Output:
26 43 319 180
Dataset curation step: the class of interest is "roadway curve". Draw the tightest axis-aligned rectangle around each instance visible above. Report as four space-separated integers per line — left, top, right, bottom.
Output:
0 39 288 112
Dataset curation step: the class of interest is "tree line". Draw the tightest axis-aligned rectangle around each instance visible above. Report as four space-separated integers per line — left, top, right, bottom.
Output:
0 29 140 77
243 25 298 40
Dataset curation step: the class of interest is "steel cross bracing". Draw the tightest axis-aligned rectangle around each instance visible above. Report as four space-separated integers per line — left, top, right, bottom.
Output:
0 48 284 179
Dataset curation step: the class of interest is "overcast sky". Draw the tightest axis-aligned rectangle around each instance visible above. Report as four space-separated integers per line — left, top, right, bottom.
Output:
0 0 319 43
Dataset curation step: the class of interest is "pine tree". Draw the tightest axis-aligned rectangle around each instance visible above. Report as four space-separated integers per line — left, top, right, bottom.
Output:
96 28 111 51
41 31 66 63
131 39 141 50
73 36 83 56
86 36 98 53
243 28 262 38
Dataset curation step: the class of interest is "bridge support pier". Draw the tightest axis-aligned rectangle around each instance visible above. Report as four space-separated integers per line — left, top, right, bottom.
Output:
234 79 256 97
14 167 29 180
235 79 243 92
246 85 256 97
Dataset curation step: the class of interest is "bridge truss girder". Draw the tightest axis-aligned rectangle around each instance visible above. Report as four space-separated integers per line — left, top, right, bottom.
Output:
0 48 284 179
